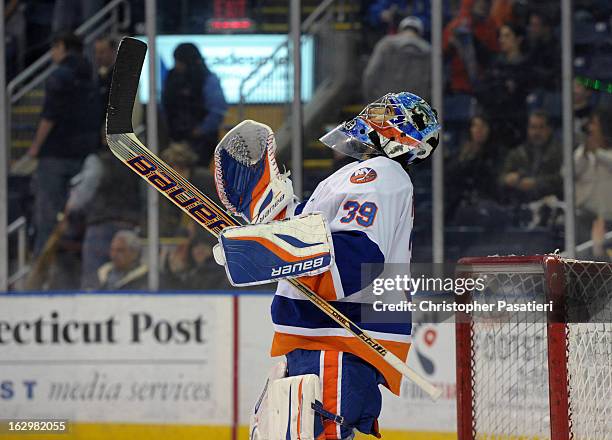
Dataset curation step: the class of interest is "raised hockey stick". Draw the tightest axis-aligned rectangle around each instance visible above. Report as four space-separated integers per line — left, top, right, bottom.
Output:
106 37 441 401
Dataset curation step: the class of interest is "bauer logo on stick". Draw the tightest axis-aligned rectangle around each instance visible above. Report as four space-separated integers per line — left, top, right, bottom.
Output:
125 153 233 234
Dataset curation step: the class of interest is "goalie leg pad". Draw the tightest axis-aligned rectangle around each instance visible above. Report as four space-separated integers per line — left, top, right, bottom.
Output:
250 360 288 440
216 212 334 286
267 374 324 440
286 350 383 439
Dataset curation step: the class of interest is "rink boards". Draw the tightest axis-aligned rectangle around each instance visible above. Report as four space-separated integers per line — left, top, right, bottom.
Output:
0 292 457 439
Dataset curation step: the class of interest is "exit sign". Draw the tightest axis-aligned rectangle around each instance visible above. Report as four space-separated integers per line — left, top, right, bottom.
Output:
209 0 252 32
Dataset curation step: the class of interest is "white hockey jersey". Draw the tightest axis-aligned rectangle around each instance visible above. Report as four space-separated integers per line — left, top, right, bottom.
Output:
270 156 414 395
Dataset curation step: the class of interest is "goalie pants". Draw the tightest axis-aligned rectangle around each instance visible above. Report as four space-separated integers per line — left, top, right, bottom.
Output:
285 349 383 440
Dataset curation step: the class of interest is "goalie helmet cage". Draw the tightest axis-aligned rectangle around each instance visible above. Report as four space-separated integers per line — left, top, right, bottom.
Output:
455 255 612 440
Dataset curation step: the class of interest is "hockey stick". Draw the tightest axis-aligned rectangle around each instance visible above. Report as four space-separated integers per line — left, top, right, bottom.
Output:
106 37 441 401
25 213 67 290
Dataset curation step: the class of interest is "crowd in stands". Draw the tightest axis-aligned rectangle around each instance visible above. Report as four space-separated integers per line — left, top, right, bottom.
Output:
6 0 612 291
365 0 611 261
17 29 228 291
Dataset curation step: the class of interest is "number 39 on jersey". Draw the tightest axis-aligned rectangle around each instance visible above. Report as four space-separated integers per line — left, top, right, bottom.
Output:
340 200 378 227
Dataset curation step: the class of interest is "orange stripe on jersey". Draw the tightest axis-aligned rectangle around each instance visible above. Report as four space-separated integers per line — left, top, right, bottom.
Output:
230 236 329 263
271 332 411 396
250 153 271 219
322 351 340 439
298 271 337 301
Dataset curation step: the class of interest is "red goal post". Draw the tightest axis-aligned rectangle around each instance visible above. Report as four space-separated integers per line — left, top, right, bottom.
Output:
455 255 612 440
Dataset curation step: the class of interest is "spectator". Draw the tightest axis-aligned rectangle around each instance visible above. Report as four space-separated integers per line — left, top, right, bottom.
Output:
28 32 100 255
65 148 142 289
443 0 498 94
366 0 434 36
162 231 231 290
158 141 220 237
97 230 148 290
574 78 595 145
52 0 103 32
489 0 514 27
366 0 408 35
574 105 612 257
446 115 504 222
162 43 227 167
526 11 560 90
363 16 431 102
499 110 562 205
476 23 531 146
94 36 117 128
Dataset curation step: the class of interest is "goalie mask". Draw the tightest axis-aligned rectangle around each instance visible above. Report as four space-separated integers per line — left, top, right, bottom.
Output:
320 92 440 167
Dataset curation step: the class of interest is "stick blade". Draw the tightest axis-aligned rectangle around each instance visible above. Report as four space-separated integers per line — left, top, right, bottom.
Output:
106 37 147 135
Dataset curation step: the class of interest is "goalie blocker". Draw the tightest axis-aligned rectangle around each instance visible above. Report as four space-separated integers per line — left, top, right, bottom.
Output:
213 213 334 286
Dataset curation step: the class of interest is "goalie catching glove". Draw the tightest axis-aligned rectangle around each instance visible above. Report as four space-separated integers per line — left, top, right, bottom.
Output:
213 213 334 286
215 120 296 223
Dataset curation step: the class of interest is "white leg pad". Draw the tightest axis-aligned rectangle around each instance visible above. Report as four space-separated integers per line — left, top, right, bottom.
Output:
268 374 322 440
253 373 322 440
250 360 288 440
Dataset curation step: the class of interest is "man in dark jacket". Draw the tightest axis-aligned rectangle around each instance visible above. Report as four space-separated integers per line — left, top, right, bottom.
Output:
526 11 560 91
499 110 562 205
28 33 100 254
66 148 142 289
94 36 116 130
162 43 227 167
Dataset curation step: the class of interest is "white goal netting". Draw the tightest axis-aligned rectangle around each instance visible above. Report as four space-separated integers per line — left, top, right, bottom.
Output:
456 256 612 440
563 261 612 440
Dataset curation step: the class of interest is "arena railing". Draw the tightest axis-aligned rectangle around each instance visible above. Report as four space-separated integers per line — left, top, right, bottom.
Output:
237 0 352 128
6 0 131 162
7 216 28 289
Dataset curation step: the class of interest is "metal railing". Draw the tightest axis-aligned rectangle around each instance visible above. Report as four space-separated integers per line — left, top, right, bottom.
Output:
7 0 131 103
7 216 28 288
563 230 612 260
237 0 341 122
6 0 131 161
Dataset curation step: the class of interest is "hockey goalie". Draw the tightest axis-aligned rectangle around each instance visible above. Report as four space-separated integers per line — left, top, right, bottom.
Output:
213 92 440 440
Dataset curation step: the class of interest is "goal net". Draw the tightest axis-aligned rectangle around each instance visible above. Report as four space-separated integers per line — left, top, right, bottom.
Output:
455 255 612 440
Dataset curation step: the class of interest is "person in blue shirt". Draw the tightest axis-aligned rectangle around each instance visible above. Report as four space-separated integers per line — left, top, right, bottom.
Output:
162 43 228 167
28 32 99 255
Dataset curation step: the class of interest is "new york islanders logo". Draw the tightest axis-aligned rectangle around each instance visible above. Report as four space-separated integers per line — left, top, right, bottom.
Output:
350 167 377 184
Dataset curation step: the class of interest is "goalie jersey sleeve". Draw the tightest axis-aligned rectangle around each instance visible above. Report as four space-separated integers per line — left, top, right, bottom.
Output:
271 156 414 395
